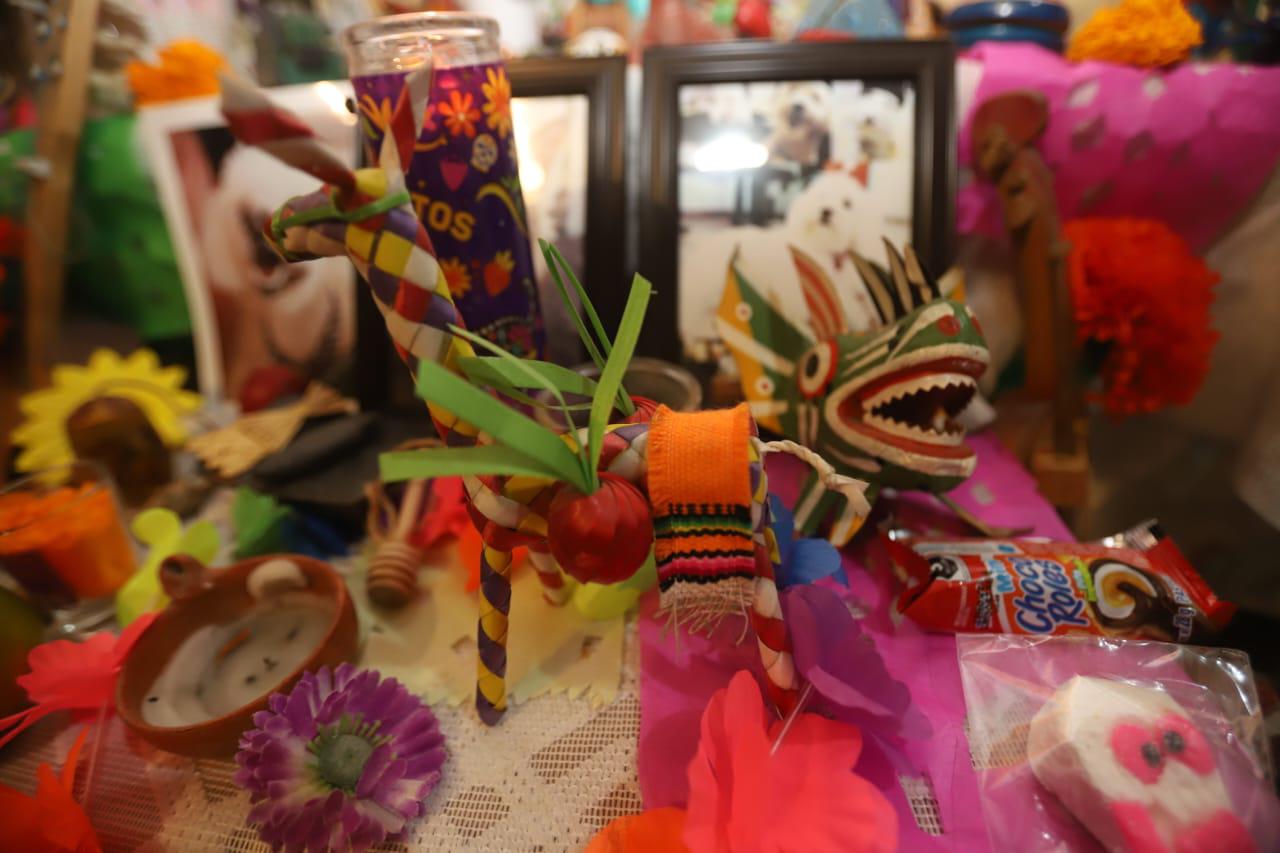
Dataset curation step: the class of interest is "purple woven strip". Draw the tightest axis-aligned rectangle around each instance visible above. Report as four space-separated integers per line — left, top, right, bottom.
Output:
476 691 504 726
610 423 648 444
477 625 507 675
387 206 423 243
367 252 400 306
420 292 460 332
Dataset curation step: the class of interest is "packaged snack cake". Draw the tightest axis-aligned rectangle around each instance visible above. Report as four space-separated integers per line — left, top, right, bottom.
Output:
1028 676 1256 853
887 522 1234 642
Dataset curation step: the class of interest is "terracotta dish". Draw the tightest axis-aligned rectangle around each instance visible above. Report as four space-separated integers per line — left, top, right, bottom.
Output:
116 553 358 758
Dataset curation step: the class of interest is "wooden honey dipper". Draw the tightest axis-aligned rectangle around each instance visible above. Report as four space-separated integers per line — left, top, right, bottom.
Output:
364 439 441 607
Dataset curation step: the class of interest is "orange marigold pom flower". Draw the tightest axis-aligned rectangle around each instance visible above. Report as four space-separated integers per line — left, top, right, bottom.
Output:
1065 217 1219 417
126 40 226 106
1067 0 1202 67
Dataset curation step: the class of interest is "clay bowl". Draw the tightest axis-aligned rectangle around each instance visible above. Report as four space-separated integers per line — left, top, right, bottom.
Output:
116 553 358 758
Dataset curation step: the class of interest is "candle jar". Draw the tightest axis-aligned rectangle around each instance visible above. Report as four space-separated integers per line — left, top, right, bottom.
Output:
344 13 545 359
0 461 136 614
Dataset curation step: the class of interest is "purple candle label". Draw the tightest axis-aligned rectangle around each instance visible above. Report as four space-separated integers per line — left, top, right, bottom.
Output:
353 62 544 358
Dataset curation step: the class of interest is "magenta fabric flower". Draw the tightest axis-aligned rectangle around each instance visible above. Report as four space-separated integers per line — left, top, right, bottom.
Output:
234 664 446 852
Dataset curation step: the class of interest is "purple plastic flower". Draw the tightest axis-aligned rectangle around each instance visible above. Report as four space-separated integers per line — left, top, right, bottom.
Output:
234 664 446 852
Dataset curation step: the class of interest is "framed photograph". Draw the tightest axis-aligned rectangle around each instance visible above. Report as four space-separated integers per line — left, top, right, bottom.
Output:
638 41 956 364
359 55 628 411
140 81 360 401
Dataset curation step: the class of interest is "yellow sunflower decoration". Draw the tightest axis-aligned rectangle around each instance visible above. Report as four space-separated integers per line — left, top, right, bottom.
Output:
11 349 202 474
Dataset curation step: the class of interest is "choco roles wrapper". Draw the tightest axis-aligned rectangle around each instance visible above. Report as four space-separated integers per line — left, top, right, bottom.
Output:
888 522 1234 643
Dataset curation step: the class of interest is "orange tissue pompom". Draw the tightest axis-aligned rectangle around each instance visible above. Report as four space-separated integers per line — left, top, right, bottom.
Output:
1067 0 1203 68
1065 217 1219 418
126 40 227 106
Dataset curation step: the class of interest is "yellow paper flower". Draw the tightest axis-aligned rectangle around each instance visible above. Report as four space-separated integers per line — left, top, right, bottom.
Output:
1067 0 1202 67
11 349 202 474
439 257 472 298
481 67 513 139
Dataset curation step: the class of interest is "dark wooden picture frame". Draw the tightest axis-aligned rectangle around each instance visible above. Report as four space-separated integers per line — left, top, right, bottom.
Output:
355 55 628 411
637 40 956 362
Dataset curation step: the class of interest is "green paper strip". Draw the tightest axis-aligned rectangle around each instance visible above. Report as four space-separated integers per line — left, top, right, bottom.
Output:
380 444 563 482
458 356 600 398
587 274 651 487
490 386 594 413
414 361 589 492
540 239 606 371
549 243 635 416
447 326 591 487
538 239 634 416
548 242 611 358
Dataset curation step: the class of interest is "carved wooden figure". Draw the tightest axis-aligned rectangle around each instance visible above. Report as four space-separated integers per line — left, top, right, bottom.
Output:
971 91 1089 510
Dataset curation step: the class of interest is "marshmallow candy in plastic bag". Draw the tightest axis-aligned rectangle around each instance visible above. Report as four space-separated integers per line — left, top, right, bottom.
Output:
1029 677 1253 852
957 634 1280 852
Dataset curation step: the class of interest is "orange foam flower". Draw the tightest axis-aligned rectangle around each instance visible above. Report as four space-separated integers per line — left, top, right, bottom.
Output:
0 614 157 749
126 40 226 106
0 728 101 852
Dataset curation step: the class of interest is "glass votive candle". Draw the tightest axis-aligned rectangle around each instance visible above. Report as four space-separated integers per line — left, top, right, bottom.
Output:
343 12 546 359
0 461 137 609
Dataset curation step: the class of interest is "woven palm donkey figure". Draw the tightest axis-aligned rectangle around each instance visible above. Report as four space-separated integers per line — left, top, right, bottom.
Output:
222 72 868 725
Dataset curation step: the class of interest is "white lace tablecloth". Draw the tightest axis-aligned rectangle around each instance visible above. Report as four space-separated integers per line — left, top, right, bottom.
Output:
0 625 642 853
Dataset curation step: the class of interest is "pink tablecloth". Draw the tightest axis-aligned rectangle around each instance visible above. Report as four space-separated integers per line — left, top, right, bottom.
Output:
636 431 1073 850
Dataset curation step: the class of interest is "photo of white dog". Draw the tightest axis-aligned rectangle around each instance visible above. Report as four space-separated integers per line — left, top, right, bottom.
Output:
676 79 915 360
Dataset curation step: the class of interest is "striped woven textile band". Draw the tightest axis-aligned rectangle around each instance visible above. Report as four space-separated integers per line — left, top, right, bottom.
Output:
652 503 755 589
648 404 756 619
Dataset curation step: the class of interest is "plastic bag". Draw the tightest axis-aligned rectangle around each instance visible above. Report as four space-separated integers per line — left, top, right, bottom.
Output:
957 634 1280 852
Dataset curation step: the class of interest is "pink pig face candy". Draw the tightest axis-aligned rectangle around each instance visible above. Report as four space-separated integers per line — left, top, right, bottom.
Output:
1026 676 1257 853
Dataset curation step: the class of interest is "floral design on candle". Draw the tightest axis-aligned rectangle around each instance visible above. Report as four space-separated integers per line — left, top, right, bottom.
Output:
235 664 446 852
481 67 512 139
353 62 544 358
440 90 480 138
439 257 471 298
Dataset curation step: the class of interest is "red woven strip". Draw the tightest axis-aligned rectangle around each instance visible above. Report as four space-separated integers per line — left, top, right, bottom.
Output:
395 277 429 323
223 106 314 145
751 611 789 652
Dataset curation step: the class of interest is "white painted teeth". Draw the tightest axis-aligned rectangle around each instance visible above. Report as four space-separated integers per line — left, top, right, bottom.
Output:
863 373 977 412
859 372 977 446
865 413 965 446
932 407 949 433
